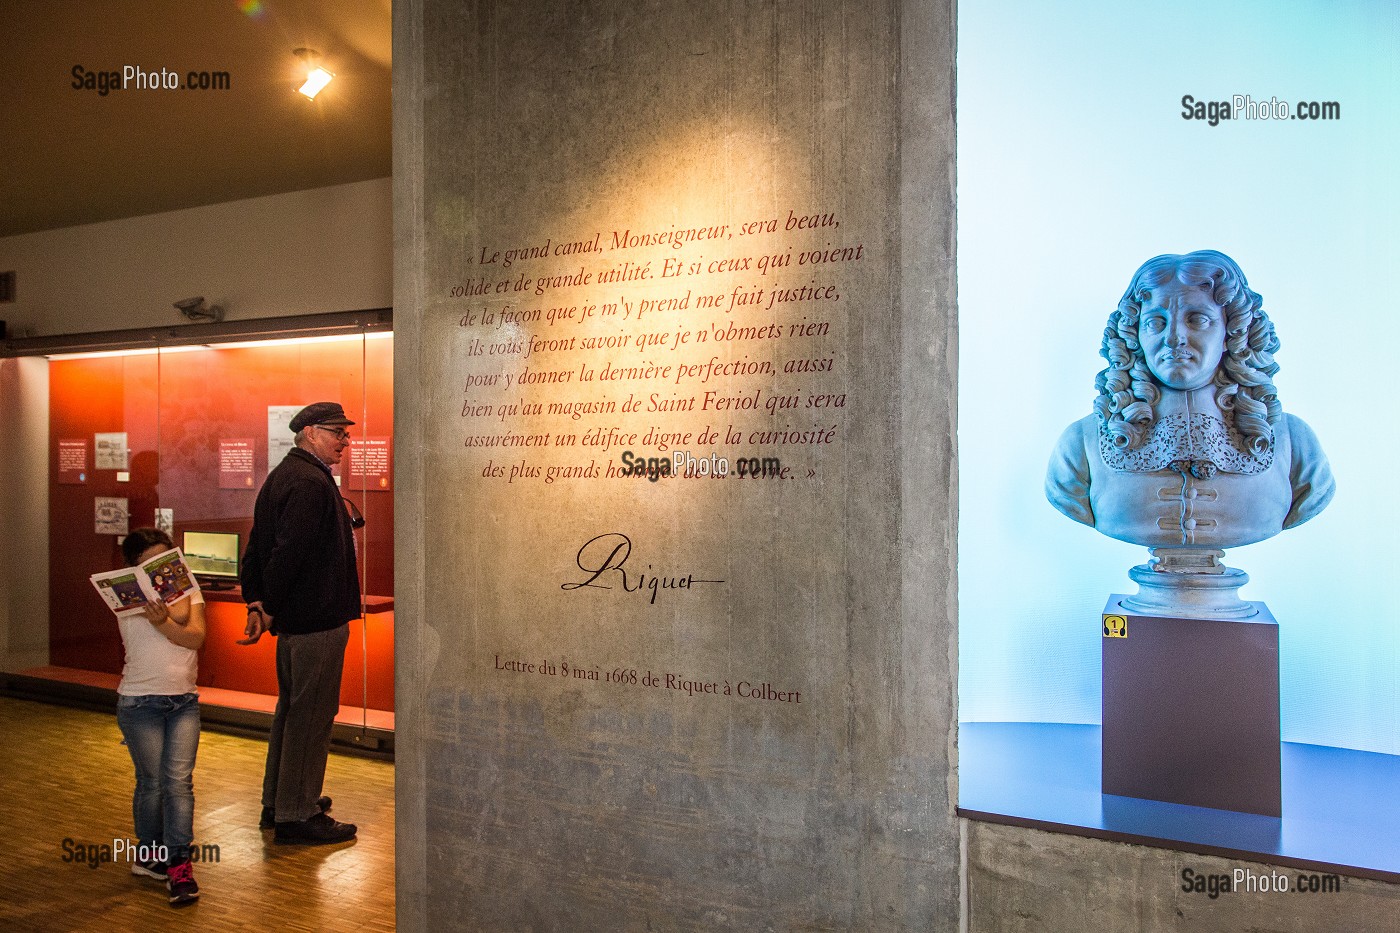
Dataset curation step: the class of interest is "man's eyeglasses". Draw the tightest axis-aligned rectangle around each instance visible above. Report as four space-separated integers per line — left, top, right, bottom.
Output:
314 425 351 441
342 496 366 529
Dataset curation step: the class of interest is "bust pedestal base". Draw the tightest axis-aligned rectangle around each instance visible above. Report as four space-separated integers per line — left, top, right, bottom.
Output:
1101 596 1280 816
1121 550 1258 621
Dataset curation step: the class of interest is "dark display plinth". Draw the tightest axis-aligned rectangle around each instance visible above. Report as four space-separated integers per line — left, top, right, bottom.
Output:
1101 596 1280 816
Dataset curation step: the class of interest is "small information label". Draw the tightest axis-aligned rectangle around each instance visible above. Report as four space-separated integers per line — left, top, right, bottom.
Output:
218 438 256 489
348 436 392 490
58 439 88 484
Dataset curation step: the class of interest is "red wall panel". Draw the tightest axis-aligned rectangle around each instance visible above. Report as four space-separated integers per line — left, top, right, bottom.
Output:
48 337 394 711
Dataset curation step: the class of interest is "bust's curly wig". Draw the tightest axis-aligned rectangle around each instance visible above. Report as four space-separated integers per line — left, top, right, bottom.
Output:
1094 250 1281 455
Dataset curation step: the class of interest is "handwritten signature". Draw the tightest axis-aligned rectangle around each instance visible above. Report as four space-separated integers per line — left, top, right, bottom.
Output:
561 533 725 605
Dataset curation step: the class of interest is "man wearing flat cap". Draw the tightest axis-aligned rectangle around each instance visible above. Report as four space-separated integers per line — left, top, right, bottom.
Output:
239 401 360 844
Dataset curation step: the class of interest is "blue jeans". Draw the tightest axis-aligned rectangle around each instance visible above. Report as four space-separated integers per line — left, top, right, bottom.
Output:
116 693 200 862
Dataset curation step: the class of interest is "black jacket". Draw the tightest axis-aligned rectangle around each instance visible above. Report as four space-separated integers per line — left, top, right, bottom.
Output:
241 447 360 634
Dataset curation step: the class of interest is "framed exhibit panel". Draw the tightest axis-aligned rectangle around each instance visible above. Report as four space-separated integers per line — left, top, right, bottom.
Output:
957 0 1398 879
2 313 395 736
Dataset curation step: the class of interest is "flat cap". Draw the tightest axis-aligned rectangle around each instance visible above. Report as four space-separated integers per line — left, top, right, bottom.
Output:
289 401 356 432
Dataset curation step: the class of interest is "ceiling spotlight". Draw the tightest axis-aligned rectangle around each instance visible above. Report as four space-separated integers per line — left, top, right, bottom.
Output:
294 48 334 99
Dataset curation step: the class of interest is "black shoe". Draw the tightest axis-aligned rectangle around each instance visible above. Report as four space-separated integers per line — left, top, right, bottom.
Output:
274 811 357 845
260 795 332 829
166 858 200 906
130 858 168 881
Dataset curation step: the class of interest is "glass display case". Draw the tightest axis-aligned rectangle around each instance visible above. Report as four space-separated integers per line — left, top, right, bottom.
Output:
2 311 394 750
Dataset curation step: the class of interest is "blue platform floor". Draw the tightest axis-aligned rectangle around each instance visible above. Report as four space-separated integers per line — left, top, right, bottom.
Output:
958 722 1400 881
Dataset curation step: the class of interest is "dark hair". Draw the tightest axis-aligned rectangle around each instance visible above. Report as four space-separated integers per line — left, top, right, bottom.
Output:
122 528 174 566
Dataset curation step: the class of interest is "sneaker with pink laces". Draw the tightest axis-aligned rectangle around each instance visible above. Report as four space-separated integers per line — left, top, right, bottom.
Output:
166 858 200 905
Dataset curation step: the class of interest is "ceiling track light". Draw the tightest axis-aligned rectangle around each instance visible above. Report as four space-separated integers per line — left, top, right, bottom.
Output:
294 47 334 99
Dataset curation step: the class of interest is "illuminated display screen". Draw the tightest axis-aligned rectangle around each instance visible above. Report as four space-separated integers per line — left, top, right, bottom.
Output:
183 530 240 580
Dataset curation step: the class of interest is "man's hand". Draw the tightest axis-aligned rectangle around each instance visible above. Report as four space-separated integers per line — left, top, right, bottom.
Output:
237 601 272 645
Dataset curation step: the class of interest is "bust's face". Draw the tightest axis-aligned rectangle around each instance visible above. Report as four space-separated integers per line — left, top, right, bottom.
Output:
1138 280 1227 391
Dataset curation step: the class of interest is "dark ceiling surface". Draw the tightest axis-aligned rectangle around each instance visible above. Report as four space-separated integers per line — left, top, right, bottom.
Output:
0 0 392 238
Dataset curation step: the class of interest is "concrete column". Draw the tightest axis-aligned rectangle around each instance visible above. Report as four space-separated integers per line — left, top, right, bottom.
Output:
394 1 958 928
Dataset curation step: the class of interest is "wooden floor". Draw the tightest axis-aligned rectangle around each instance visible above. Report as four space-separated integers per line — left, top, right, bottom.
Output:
0 697 395 931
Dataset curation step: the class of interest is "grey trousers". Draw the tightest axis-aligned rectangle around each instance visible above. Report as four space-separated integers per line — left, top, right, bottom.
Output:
262 623 349 822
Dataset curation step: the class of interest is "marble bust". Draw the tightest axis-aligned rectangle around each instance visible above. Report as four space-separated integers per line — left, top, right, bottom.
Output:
1046 250 1334 617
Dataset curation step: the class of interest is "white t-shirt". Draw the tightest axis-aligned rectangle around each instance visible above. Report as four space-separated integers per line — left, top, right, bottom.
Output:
117 592 203 696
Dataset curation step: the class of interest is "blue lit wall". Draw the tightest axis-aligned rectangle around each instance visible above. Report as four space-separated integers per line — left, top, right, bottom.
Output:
958 0 1400 754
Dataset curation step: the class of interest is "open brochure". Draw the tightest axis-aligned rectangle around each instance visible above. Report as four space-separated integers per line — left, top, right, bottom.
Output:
90 547 202 619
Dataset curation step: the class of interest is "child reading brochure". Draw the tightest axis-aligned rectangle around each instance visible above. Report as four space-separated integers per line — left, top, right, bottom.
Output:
111 528 206 906
91 545 200 618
